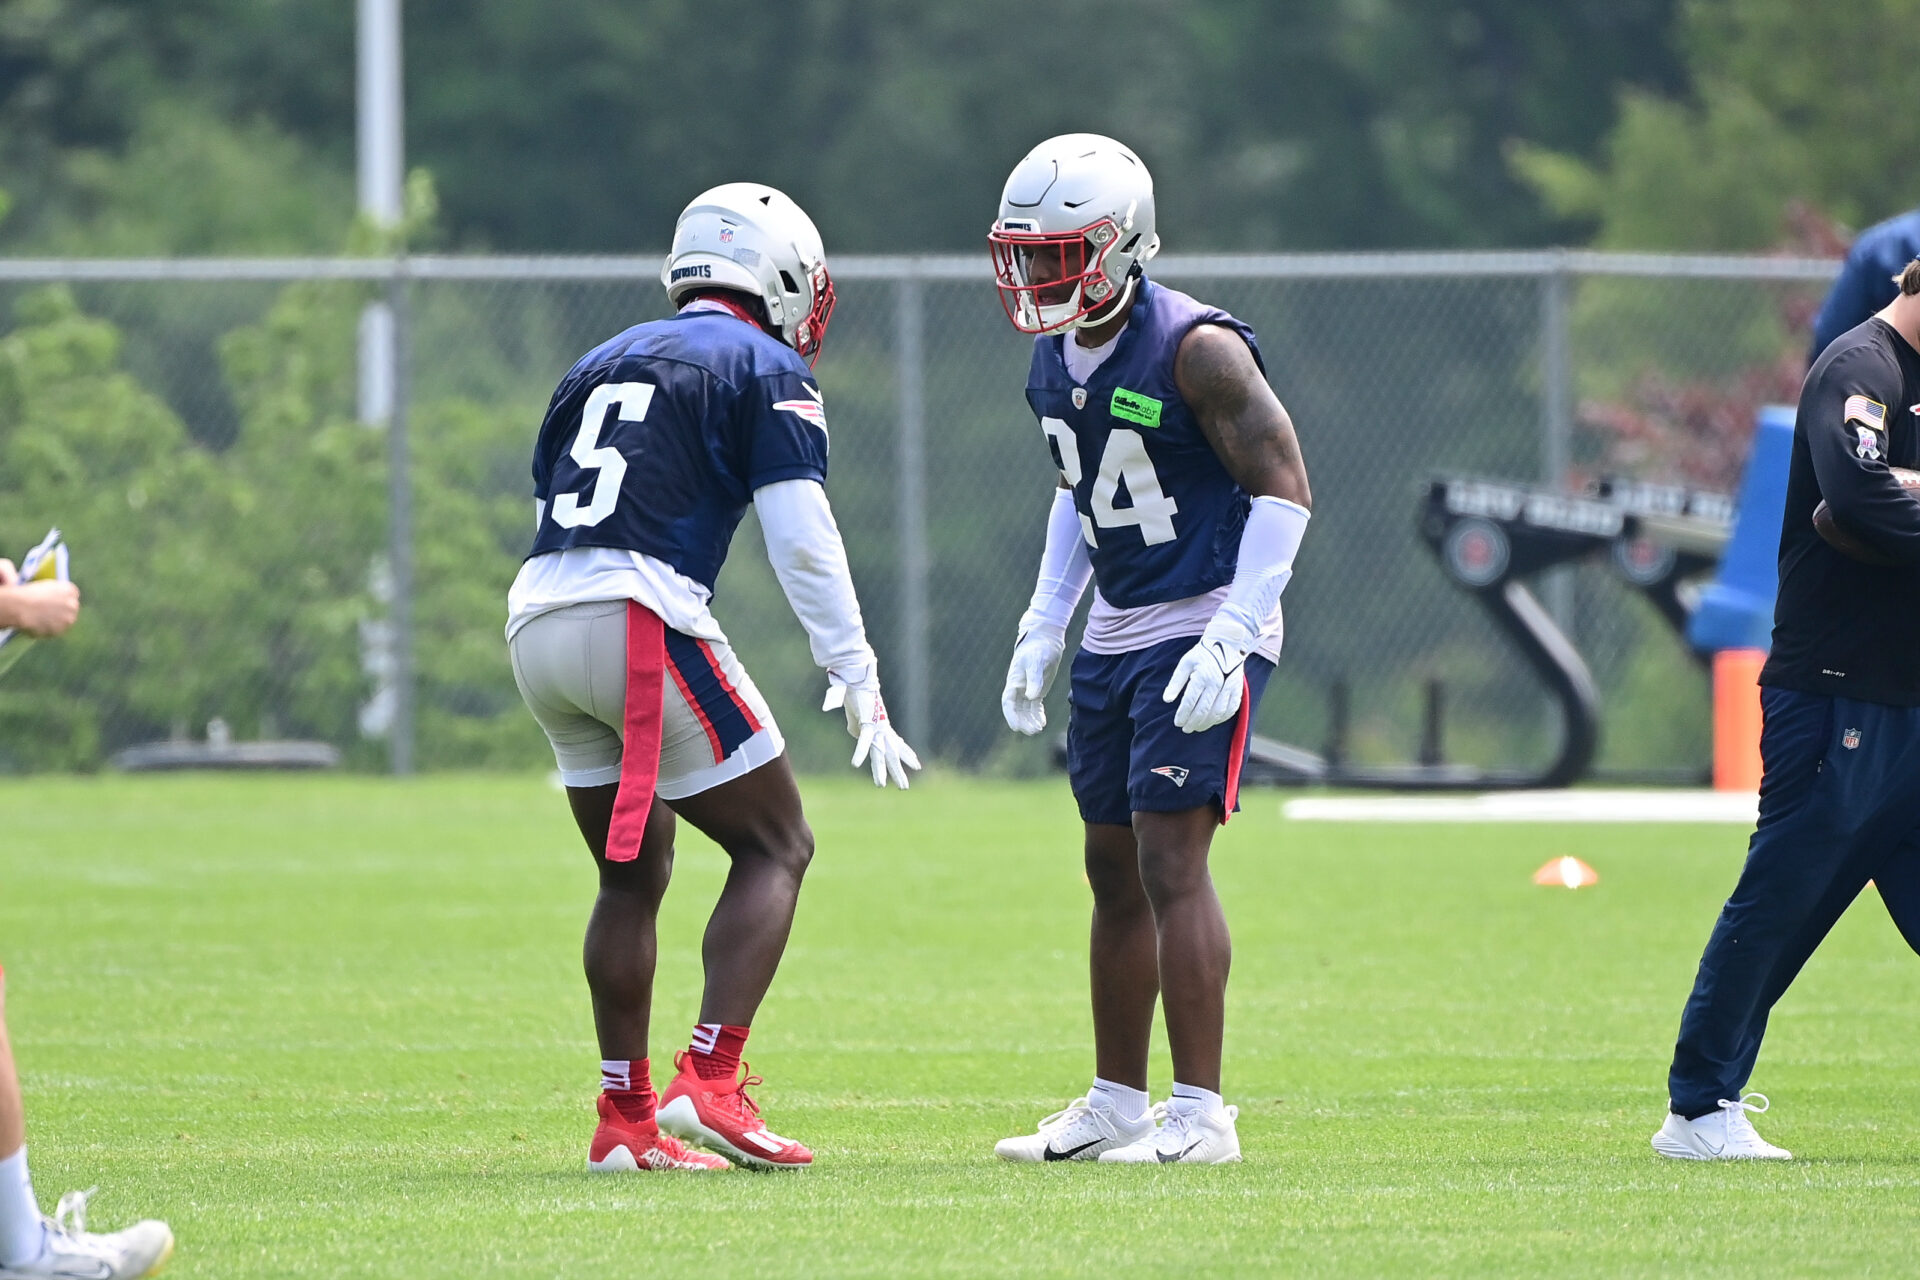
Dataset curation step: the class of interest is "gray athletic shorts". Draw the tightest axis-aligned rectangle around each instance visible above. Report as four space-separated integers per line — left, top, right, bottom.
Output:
508 600 783 798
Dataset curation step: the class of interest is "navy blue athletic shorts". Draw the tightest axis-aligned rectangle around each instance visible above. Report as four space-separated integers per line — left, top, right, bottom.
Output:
1066 635 1276 827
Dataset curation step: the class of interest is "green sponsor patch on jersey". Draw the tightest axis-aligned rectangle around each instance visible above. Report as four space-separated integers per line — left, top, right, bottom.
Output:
1110 387 1163 428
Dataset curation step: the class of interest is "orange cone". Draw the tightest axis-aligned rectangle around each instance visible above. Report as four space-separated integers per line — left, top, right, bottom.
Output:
1713 649 1766 792
1533 856 1599 889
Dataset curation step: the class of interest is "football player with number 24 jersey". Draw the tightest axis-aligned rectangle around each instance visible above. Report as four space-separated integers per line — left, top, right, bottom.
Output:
506 183 919 1174
988 135 1312 1165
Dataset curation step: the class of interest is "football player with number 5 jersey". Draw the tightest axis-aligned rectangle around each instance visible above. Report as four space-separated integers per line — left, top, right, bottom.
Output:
988 136 1312 1165
506 183 919 1173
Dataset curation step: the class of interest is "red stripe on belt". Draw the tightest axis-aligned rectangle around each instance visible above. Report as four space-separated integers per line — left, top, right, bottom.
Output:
606 602 666 863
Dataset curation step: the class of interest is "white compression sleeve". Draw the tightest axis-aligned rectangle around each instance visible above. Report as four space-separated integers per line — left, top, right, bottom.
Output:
754 478 879 687
1211 495 1310 638
1016 488 1094 640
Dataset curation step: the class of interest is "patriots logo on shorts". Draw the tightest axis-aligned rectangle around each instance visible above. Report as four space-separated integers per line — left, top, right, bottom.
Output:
1149 765 1190 787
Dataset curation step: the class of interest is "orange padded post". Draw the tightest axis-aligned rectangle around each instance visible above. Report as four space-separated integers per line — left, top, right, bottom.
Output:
1712 648 1767 792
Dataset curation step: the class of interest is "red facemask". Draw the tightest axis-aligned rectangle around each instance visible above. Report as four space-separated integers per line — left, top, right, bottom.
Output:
988 218 1125 333
792 262 836 366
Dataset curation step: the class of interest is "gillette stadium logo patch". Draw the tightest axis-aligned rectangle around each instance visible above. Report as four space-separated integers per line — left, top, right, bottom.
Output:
1150 765 1190 787
1111 388 1162 428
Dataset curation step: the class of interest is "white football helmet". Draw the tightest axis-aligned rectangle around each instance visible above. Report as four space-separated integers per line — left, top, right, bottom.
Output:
989 134 1161 334
661 182 836 363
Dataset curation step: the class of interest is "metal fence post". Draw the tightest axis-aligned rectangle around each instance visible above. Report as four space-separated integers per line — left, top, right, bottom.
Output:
895 271 931 749
387 262 415 775
1539 253 1574 627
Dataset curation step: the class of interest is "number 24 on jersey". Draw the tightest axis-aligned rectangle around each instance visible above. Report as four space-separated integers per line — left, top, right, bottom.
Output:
1041 416 1179 547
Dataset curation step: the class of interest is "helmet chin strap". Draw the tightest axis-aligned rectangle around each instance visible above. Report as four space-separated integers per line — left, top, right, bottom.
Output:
1066 270 1140 332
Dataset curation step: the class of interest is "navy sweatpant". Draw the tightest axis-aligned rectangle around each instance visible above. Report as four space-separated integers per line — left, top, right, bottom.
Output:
1667 686 1920 1118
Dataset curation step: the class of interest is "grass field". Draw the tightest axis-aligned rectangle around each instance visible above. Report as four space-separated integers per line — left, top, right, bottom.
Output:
4 773 1920 1277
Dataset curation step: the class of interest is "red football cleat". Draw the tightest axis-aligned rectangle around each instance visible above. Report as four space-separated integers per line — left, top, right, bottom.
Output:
657 1052 814 1169
588 1093 730 1171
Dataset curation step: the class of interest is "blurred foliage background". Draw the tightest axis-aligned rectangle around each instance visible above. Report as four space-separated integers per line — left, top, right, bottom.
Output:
0 0 1914 773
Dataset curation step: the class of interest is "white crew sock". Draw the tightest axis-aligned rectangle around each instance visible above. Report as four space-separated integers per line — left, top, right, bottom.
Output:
0 1147 46 1266
1168 1082 1225 1116
1089 1077 1151 1124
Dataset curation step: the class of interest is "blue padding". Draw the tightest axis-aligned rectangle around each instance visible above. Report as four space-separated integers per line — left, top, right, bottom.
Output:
1688 405 1795 654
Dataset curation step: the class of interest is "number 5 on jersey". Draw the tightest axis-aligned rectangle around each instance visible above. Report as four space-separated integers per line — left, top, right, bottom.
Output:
552 381 657 529
1041 416 1179 546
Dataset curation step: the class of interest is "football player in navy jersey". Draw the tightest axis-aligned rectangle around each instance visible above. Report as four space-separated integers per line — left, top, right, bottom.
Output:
506 183 919 1172
987 136 1311 1164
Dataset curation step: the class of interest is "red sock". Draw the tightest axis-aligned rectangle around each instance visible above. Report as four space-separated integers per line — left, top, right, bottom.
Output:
688 1023 749 1081
600 1058 655 1122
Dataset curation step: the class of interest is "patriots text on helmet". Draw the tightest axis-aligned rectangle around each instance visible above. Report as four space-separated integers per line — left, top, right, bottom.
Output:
660 183 837 365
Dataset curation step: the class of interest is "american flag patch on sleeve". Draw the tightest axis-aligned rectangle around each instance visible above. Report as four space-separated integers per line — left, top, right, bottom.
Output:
1844 394 1887 430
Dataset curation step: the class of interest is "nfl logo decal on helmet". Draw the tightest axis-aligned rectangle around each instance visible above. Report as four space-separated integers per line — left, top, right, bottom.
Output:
661 183 836 364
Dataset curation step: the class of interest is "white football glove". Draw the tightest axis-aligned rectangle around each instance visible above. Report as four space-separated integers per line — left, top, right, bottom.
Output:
1000 628 1065 736
1163 615 1258 734
823 679 922 789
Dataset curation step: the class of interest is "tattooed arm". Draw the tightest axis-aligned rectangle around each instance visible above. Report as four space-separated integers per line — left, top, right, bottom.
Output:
1161 322 1313 732
1174 323 1311 508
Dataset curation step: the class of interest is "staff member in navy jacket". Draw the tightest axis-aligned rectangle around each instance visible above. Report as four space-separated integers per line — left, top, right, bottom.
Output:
1654 258 1920 1161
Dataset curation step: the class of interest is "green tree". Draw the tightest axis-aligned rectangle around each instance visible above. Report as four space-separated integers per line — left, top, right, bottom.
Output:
4 0 1683 256
1515 0 1920 248
0 287 240 767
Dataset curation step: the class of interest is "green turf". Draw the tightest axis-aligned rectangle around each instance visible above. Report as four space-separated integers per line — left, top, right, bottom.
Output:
3 773 1920 1277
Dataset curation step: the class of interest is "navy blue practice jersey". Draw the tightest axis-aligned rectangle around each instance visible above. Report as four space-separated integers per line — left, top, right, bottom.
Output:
1024 278 1264 608
526 310 829 592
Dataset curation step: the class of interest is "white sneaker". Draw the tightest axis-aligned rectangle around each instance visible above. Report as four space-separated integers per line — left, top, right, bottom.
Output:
1099 1101 1242 1164
1651 1093 1792 1161
994 1095 1156 1162
0 1189 175 1279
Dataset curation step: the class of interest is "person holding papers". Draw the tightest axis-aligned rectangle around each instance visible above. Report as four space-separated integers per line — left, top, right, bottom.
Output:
0 555 174 1278
0 558 77 640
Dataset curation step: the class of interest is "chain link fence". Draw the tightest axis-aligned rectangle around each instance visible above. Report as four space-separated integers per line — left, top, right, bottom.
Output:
0 252 1834 778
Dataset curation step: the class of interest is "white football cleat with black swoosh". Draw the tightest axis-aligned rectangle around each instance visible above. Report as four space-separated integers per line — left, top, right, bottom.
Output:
1099 1101 1242 1164
1651 1093 1790 1161
994 1096 1155 1163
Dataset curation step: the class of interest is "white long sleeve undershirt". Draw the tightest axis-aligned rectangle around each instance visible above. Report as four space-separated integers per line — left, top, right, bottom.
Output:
753 478 878 688
1017 487 1095 641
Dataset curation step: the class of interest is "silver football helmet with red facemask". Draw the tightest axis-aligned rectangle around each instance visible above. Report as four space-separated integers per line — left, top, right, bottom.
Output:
989 134 1161 335
661 182 837 364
